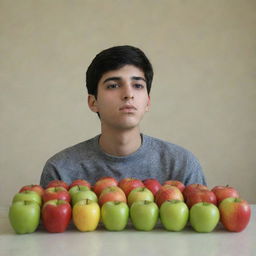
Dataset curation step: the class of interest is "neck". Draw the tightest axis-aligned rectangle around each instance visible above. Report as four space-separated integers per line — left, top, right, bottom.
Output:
99 126 142 156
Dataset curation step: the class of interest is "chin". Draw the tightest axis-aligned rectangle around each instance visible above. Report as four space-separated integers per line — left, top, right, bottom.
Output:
116 123 139 130
114 119 140 130
102 113 144 130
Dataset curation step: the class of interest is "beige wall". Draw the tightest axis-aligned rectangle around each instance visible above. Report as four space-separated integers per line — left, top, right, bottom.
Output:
1 0 255 206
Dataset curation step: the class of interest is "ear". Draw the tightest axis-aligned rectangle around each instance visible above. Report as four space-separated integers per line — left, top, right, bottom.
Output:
88 94 99 113
145 95 151 112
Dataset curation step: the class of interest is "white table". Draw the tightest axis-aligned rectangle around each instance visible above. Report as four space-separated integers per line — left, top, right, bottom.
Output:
0 206 255 256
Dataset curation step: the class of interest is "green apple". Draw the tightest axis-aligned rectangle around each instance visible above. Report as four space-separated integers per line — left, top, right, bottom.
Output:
101 201 129 231
128 187 154 207
9 200 40 234
12 190 42 206
71 190 98 206
130 200 159 231
189 202 220 233
68 185 90 197
160 200 189 231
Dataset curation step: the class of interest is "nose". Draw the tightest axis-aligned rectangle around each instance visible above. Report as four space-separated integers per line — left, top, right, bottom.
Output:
122 85 134 101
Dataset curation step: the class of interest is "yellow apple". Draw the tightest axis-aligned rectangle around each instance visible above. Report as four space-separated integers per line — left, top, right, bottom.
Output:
72 199 100 231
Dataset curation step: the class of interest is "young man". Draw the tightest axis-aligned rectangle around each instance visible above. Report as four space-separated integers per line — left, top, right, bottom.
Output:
40 45 206 188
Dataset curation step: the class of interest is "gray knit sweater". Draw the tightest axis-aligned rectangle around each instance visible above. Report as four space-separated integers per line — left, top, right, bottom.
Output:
40 134 206 188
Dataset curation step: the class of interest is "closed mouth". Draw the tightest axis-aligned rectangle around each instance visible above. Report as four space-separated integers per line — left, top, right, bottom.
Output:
119 105 137 111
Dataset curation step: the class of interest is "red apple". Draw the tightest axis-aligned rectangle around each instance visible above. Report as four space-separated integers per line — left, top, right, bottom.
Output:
185 189 217 208
163 180 185 193
155 185 184 207
183 184 208 200
143 178 161 196
43 187 71 203
211 185 239 205
219 197 251 232
69 179 91 190
46 180 69 190
93 177 118 197
42 199 72 233
19 184 44 197
118 178 144 197
98 186 127 206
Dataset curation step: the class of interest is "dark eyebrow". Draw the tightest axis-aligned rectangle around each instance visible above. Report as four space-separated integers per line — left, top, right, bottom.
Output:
103 76 146 84
103 77 121 83
132 76 146 82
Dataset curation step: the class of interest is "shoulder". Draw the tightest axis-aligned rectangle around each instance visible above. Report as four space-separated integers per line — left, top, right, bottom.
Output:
143 134 202 170
142 134 206 185
143 134 192 157
45 135 99 166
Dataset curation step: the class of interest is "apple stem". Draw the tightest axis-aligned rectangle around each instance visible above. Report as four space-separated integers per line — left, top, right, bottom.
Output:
56 200 63 205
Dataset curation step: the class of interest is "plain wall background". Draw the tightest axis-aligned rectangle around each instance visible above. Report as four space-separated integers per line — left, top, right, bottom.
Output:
1 0 255 206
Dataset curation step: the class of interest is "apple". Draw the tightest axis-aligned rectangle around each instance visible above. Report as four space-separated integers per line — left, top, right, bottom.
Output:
160 200 189 231
19 184 44 197
219 197 251 232
9 200 40 234
71 190 98 206
98 186 127 207
163 180 185 193
211 185 239 205
130 200 159 231
101 201 129 231
43 187 71 203
68 185 90 197
69 179 91 190
42 200 71 233
127 187 154 207
143 178 161 195
155 185 184 207
72 199 100 231
189 202 220 233
183 184 208 200
118 178 145 197
12 190 42 206
93 177 118 197
185 189 217 208
46 180 69 190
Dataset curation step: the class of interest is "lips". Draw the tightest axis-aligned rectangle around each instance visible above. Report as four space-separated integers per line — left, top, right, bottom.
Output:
119 105 137 111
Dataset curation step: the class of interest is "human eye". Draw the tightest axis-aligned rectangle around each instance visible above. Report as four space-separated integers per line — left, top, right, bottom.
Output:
106 84 120 89
133 83 145 89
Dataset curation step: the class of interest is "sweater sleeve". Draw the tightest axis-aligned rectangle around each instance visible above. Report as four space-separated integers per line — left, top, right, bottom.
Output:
40 161 61 188
183 151 207 186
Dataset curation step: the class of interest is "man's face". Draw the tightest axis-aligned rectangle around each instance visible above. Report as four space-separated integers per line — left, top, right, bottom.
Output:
88 65 150 131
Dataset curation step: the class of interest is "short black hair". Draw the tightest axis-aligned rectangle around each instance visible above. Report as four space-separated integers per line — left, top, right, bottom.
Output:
86 45 153 97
